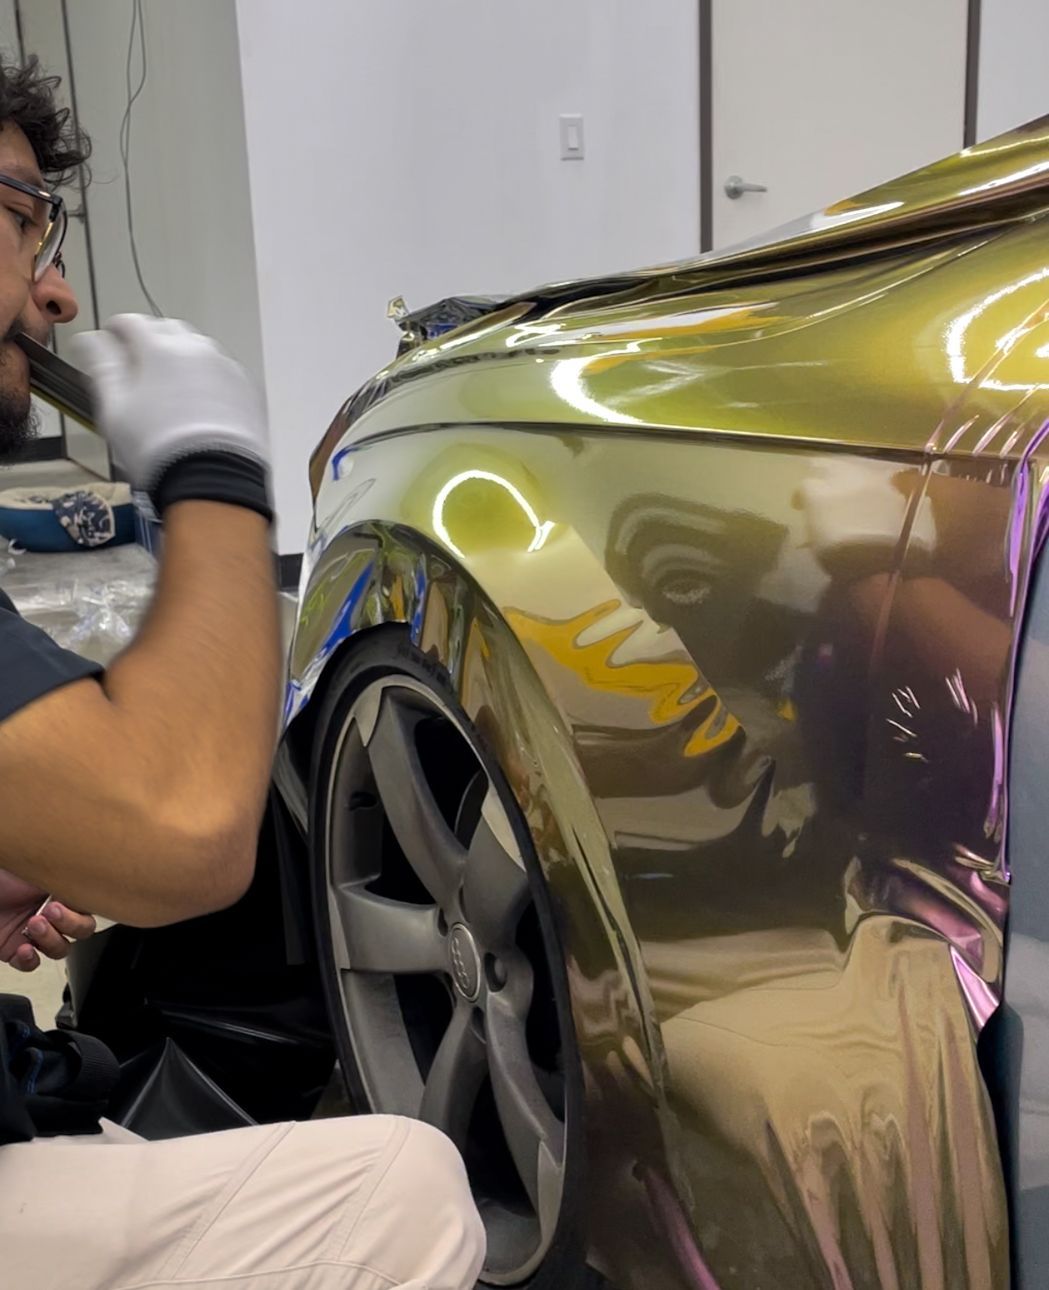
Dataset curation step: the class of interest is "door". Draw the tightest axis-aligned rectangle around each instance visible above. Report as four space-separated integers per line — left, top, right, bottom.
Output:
711 0 970 250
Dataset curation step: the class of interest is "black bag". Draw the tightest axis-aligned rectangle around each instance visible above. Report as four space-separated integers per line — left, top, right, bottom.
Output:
0 994 118 1143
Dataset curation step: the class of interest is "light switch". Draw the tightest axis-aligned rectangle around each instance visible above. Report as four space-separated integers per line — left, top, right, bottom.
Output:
559 114 585 161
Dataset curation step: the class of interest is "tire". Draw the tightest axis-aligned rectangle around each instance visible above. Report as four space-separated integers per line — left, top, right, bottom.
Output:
309 627 603 1289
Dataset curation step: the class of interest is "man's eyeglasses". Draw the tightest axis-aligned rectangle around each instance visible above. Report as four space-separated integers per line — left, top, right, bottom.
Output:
0 173 66 281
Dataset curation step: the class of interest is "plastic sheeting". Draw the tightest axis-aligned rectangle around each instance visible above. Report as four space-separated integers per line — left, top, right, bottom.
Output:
1 539 156 666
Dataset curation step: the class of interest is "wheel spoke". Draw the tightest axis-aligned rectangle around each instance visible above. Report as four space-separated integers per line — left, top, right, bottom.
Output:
365 694 465 907
486 982 565 1227
332 885 446 975
419 1002 488 1150
462 806 531 949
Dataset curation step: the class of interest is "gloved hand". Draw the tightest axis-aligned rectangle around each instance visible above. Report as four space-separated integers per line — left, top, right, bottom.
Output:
69 314 272 520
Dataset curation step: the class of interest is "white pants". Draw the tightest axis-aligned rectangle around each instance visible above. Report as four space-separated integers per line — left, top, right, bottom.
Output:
0 1114 486 1289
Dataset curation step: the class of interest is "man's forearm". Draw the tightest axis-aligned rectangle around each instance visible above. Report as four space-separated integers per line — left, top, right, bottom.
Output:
104 501 282 839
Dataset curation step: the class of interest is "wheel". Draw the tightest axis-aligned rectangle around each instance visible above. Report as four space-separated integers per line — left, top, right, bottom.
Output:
309 627 603 1289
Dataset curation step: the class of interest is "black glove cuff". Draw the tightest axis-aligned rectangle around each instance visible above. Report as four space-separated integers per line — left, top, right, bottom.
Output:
151 452 273 522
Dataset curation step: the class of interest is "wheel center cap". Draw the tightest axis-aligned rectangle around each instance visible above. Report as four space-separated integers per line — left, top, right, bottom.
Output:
448 923 481 1001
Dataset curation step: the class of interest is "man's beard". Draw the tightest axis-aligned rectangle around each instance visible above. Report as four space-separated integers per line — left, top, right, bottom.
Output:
0 320 38 462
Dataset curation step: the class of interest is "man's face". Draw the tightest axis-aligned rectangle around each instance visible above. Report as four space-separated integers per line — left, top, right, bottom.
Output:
0 121 79 460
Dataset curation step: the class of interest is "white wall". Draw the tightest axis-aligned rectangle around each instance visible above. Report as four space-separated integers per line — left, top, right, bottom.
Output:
236 0 701 552
61 0 264 392
0 1 17 57
977 0 1049 140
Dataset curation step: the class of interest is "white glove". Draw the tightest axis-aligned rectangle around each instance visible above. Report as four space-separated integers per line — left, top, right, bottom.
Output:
69 314 270 499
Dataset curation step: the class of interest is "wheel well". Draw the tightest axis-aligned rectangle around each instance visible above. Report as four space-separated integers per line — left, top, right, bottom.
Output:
284 623 411 789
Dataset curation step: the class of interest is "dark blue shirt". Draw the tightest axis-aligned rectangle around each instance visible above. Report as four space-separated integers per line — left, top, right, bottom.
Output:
0 588 102 724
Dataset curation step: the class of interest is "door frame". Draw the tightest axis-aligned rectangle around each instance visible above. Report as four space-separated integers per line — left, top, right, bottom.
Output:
698 0 712 252
964 0 982 146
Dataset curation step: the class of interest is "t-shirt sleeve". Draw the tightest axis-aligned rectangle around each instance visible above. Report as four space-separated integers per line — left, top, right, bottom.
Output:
0 602 103 725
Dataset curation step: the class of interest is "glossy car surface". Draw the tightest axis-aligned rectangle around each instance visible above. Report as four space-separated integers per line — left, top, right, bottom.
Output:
276 116 1049 1290
67 117 1049 1289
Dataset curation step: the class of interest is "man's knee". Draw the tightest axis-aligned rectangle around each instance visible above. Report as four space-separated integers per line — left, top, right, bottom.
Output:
372 1118 486 1285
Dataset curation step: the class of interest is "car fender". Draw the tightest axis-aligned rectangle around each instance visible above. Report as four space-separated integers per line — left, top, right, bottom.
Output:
285 432 699 1281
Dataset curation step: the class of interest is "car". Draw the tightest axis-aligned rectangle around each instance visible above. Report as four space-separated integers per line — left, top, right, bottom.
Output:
66 114 1049 1290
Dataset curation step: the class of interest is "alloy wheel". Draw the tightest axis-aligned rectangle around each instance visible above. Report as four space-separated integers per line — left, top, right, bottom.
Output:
323 675 568 1284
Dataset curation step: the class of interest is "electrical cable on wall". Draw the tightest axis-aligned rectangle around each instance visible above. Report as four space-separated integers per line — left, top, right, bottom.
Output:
120 0 163 316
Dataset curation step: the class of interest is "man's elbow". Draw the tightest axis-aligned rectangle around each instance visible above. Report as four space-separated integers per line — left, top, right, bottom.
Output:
131 804 259 926
184 821 257 918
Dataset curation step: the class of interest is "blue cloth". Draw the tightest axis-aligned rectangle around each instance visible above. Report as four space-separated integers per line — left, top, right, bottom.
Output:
0 488 134 553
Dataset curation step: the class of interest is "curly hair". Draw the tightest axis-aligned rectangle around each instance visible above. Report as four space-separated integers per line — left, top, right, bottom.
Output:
0 55 90 185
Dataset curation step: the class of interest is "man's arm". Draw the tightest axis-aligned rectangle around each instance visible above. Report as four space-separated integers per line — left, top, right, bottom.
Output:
0 503 280 926
0 315 280 927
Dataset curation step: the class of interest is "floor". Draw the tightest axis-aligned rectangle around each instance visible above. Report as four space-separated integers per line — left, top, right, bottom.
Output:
0 456 157 1021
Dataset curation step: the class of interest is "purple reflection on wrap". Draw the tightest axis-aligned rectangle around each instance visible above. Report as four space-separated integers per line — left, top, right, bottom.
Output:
950 945 999 1027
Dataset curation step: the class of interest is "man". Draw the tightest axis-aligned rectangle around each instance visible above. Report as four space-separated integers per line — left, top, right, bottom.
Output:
0 58 485 1290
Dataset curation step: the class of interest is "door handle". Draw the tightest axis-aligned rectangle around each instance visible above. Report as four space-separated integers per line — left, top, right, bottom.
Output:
724 175 768 200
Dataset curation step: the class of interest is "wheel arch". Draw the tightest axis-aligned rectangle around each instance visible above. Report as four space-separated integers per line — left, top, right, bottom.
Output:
282 515 680 1284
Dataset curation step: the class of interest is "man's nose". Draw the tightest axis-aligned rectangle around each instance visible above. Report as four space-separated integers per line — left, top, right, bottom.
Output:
30 264 79 324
